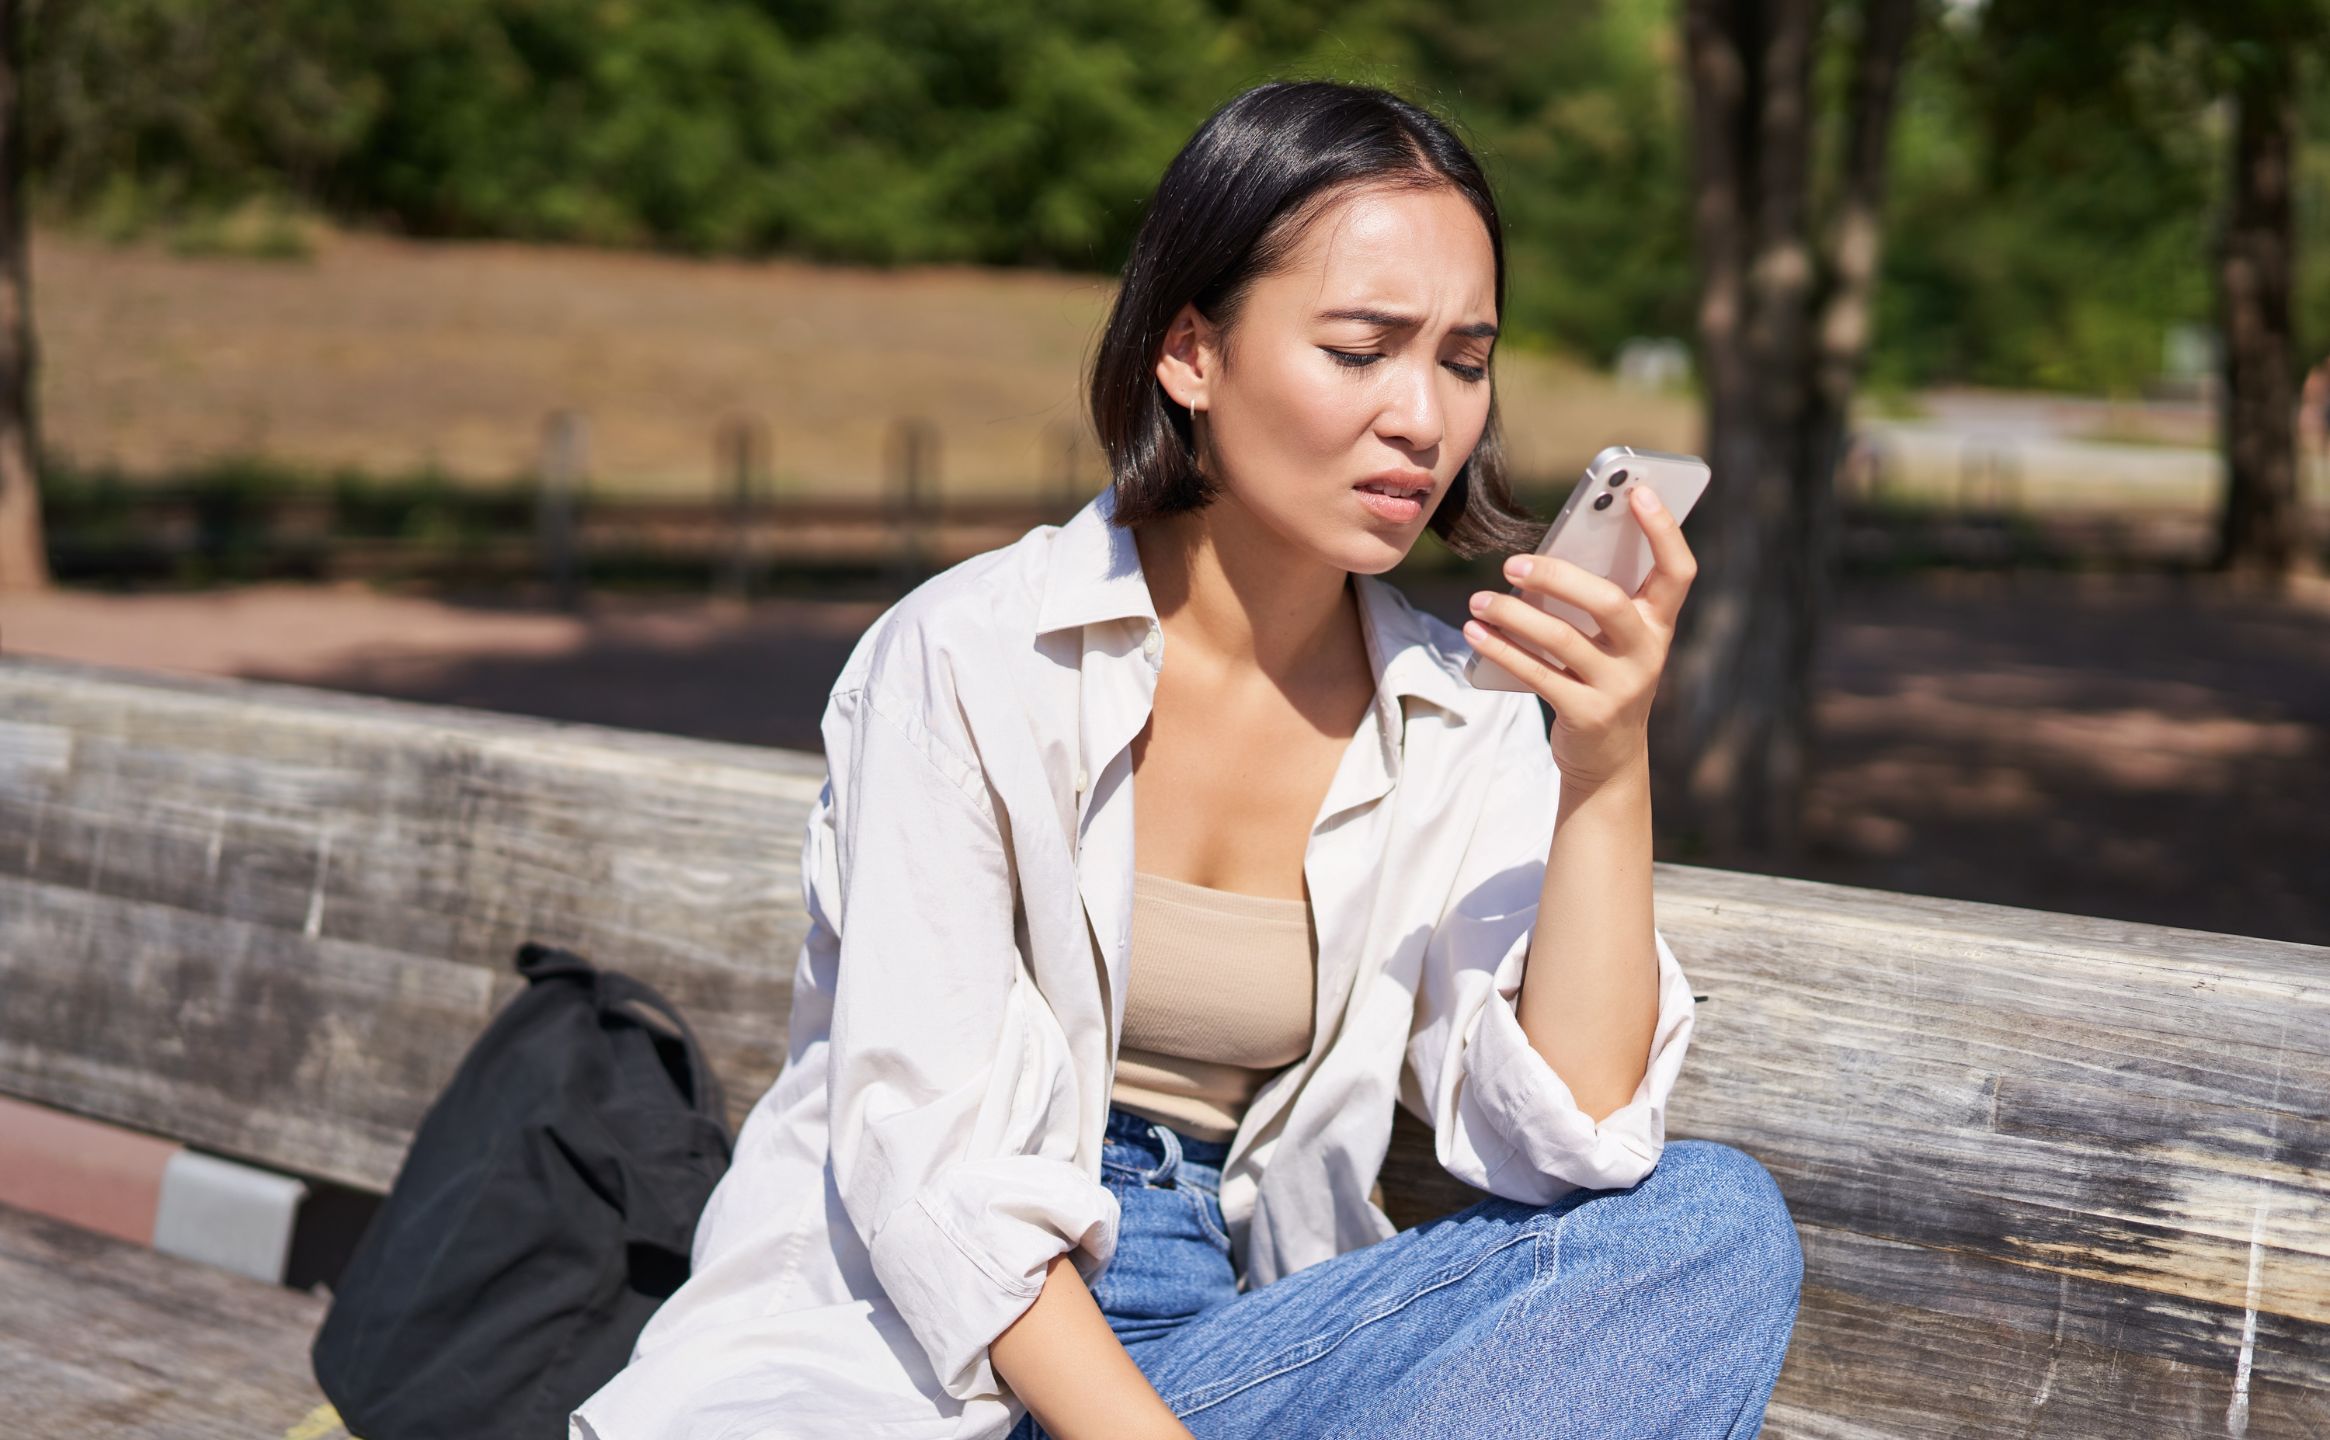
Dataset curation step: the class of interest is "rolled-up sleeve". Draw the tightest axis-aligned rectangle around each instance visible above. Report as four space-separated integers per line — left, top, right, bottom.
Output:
1403 695 1696 1203
823 679 1118 1406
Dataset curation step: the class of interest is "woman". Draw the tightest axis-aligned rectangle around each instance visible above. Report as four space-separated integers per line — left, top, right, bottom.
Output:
574 80 1800 1440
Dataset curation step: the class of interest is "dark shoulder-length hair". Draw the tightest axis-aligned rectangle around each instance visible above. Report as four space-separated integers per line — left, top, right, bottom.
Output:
1088 79 1542 560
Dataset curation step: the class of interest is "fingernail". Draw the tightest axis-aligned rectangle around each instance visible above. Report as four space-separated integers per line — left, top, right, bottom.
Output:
1636 487 1665 514
1503 555 1532 581
1469 591 1491 614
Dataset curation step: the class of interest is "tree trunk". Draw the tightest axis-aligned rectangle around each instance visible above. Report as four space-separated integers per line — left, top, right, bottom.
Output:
1659 0 1915 861
1797 0 1917 793
2212 58 2303 582
0 0 46 593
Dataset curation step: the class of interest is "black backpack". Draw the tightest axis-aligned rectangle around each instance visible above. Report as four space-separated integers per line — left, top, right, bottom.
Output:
312 941 733 1439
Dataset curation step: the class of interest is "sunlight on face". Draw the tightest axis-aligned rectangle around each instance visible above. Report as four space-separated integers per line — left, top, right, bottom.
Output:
1204 182 1498 572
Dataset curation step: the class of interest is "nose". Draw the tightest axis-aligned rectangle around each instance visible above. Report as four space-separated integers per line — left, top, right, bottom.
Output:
1375 354 1445 456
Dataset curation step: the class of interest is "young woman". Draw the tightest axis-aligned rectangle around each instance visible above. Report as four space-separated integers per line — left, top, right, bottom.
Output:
574 80 1801 1440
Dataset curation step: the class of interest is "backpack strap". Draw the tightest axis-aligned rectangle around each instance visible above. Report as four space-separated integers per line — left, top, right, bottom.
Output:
515 941 598 986
597 969 728 1127
514 941 727 1128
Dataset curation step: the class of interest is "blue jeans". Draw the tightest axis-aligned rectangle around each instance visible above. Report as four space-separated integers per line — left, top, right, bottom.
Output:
1006 1104 1802 1439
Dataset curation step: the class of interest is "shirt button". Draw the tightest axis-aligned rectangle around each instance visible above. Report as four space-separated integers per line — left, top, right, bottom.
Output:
1074 766 1088 793
1142 628 1161 659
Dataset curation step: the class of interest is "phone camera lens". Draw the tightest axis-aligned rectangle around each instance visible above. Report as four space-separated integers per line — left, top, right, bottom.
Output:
1607 469 1630 487
1593 493 1615 511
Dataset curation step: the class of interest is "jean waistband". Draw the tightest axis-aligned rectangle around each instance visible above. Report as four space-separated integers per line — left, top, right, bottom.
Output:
1105 1104 1233 1170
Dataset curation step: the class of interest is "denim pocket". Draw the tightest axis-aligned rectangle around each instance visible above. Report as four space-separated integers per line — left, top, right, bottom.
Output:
1181 1183 1231 1250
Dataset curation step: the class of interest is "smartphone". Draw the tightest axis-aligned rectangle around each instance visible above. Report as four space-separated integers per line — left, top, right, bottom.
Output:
1465 445 1712 692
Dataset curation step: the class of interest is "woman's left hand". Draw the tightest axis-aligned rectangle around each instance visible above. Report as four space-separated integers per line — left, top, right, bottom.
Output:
1462 483 1699 790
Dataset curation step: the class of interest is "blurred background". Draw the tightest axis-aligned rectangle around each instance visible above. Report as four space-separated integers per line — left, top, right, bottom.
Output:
0 0 2323 944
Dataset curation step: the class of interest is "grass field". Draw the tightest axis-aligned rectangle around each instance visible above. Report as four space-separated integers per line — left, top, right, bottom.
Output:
35 226 1698 500
49 221 2324 526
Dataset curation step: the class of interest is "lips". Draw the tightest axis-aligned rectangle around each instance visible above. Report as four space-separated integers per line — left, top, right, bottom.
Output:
1354 478 1429 524
1354 474 1433 499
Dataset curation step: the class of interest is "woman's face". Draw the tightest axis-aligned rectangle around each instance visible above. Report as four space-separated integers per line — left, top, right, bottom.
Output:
1155 181 1499 574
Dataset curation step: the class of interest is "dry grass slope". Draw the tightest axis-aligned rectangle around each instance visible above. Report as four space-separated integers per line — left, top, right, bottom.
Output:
35 227 1697 499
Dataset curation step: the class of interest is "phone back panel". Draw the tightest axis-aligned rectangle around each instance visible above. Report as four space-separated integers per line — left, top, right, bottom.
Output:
1466 446 1710 691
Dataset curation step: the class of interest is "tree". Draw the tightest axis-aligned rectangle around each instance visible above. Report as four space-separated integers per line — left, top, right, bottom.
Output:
1979 0 2328 584
1653 0 1920 859
0 0 45 592
2212 28 2308 579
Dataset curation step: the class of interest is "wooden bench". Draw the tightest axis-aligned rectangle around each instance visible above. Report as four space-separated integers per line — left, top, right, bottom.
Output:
2 653 2323 1437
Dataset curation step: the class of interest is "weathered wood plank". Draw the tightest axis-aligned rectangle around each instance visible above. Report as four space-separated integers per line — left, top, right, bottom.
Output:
0 876 503 1190
0 1201 341 1438
0 659 821 982
3 654 2327 1432
1646 864 2330 1426
1766 1221 2327 1435
1315 809 2330 1427
0 657 813 1185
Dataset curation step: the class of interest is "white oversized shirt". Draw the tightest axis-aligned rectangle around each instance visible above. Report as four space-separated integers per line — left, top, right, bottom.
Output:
572 485 1698 1440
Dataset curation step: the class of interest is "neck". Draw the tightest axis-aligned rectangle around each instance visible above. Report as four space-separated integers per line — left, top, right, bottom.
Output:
1132 488 1358 689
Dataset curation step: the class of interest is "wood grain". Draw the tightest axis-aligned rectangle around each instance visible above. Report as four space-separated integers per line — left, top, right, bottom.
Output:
0 657 817 1189
2 654 2325 1433
0 1200 342 1438
1643 868 2328 1431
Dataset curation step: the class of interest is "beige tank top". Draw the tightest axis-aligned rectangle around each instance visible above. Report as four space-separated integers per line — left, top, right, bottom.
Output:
1107 870 1319 1144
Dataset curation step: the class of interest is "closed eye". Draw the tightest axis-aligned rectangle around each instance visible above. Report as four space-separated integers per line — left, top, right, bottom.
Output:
1323 348 1491 384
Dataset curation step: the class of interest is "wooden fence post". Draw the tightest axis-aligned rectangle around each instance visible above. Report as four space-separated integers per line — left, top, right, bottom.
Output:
888 418 937 592
537 409 586 609
1959 439 2021 515
1048 420 1085 514
717 416 770 601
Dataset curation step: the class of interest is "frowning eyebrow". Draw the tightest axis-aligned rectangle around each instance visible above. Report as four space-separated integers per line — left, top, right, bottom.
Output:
1314 306 1499 341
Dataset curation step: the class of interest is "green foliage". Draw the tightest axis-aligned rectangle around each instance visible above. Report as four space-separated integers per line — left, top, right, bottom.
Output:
1960 0 2330 390
21 0 2329 392
28 0 1244 262
1873 14 2219 396
22 0 1693 360
1402 0 1696 359
24 0 376 216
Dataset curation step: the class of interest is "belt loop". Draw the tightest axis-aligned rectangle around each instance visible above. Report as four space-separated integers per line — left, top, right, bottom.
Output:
1146 1121 1183 1188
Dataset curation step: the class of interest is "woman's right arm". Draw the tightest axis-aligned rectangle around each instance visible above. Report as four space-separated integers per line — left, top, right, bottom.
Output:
819 665 1180 1434
990 1255 1196 1440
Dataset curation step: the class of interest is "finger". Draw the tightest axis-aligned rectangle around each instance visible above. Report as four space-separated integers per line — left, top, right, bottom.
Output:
1523 556 1650 653
1627 485 1698 623
1471 590 1613 685
1464 612 1600 710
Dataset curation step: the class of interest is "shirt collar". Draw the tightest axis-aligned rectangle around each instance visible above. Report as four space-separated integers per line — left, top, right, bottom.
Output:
1034 485 1486 725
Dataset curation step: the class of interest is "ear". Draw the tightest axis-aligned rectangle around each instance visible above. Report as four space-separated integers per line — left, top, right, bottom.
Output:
1153 302 1219 413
